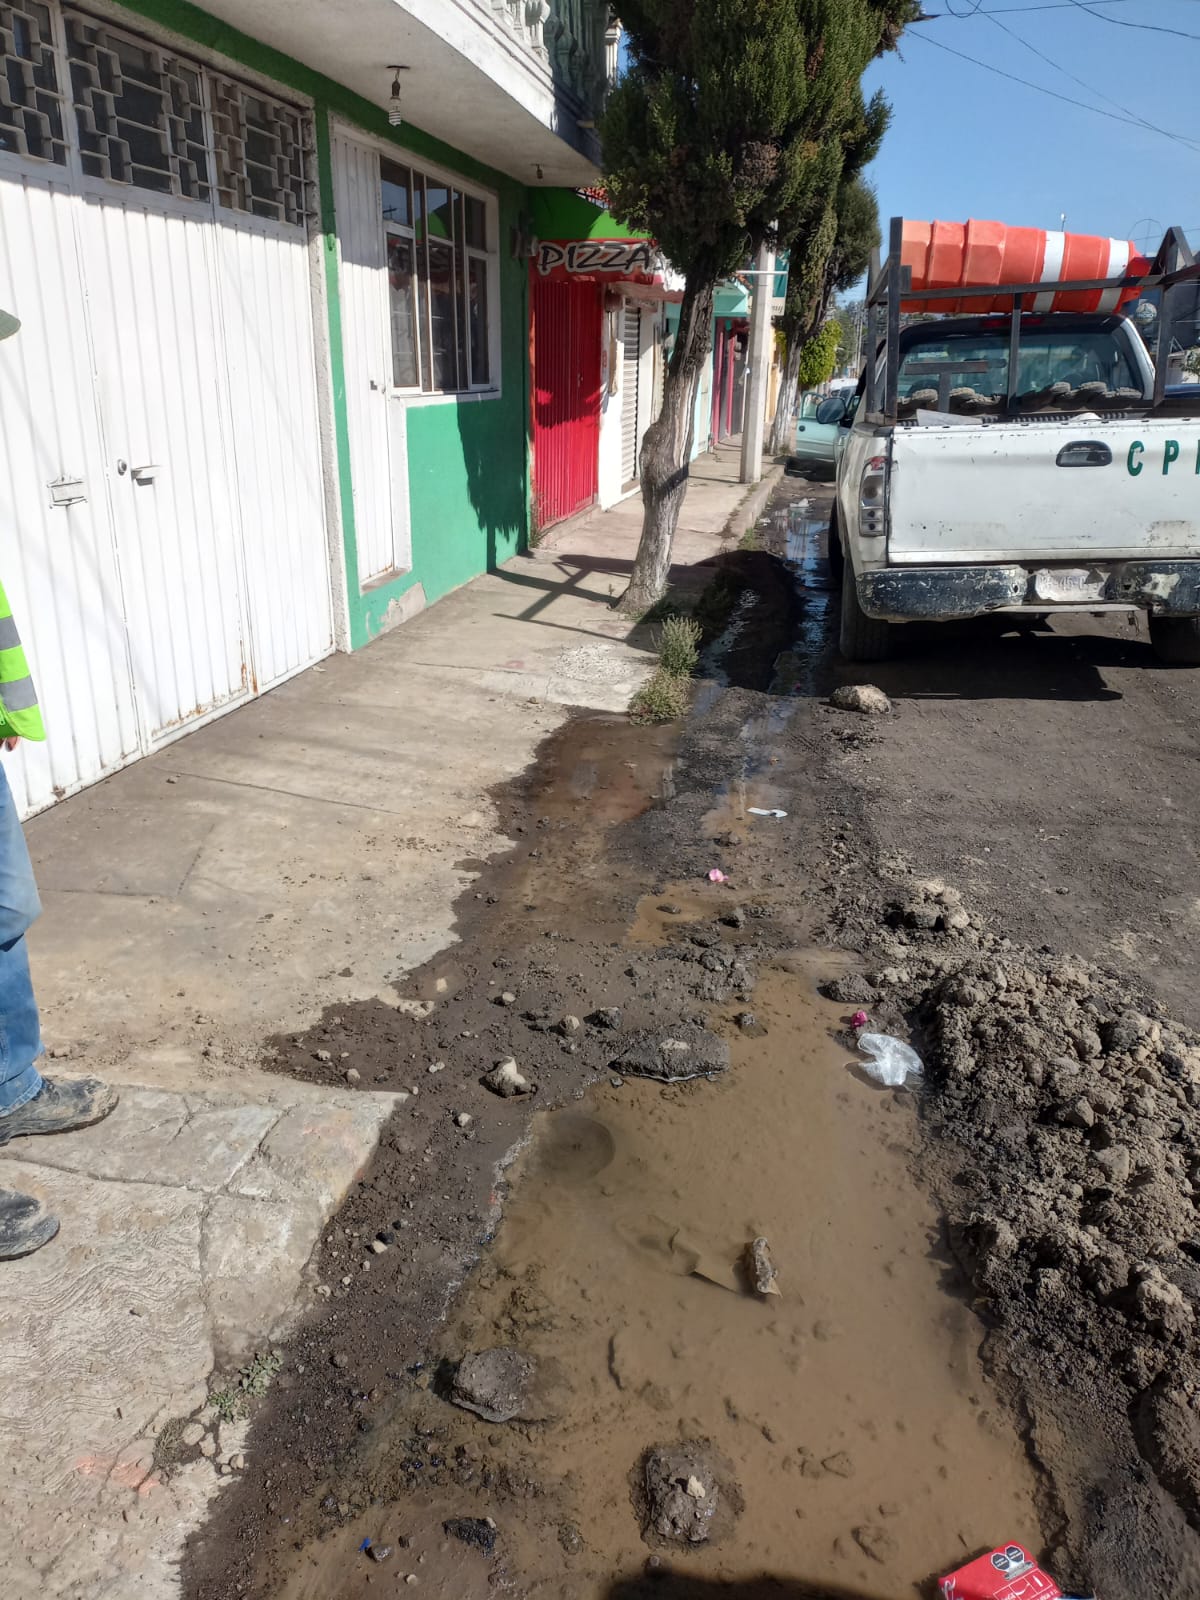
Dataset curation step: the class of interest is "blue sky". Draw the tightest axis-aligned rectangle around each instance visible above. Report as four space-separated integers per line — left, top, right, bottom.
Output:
862 0 1200 255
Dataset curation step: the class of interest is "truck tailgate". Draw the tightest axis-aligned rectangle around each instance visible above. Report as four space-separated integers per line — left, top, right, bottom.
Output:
888 419 1200 563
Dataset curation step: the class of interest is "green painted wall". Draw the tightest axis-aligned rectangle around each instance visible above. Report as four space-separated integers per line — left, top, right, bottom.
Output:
125 0 536 649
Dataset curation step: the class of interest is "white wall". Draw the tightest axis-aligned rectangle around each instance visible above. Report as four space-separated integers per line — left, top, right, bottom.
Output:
598 303 625 508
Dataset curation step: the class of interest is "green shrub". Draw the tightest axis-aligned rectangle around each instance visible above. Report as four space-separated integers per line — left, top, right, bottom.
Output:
658 614 702 677
629 668 690 724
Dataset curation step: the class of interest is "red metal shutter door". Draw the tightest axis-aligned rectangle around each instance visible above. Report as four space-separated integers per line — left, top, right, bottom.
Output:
531 275 601 527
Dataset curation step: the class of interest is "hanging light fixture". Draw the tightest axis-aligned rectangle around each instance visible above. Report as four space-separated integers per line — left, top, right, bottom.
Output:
387 65 409 127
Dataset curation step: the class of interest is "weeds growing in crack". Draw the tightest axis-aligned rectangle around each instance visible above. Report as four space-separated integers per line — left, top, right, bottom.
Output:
210 1350 283 1422
630 615 702 724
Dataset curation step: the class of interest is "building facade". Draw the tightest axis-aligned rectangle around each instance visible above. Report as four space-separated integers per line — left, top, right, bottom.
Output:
0 0 614 814
527 187 672 530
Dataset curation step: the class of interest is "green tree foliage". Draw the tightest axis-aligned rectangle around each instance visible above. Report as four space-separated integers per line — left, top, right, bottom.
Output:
603 0 919 609
769 177 881 450
797 321 841 389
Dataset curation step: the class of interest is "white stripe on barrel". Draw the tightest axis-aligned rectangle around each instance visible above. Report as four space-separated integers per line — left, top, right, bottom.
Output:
1032 231 1066 313
1097 239 1131 314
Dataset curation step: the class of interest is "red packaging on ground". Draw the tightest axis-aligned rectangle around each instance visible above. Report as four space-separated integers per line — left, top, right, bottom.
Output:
939 1543 1064 1600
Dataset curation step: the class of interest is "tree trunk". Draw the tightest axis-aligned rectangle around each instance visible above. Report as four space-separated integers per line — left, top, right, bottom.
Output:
769 340 802 456
622 273 716 613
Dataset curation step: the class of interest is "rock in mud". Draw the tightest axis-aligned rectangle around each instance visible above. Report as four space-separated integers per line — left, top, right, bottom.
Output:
443 1517 498 1555
852 1523 898 1564
557 1521 583 1554
482 1058 532 1097
821 973 875 1005
451 1348 536 1423
1101 1010 1151 1056
830 683 891 716
1094 1144 1131 1185
613 1025 729 1083
641 1443 720 1545
743 1237 781 1297
587 1007 623 1031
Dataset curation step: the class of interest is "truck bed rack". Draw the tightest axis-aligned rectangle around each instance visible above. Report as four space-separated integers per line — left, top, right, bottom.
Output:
864 220 1200 425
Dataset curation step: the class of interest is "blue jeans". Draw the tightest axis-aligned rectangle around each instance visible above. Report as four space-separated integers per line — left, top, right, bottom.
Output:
0 765 44 1114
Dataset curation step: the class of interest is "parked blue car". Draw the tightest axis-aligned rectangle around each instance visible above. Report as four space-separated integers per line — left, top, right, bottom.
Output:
792 389 857 473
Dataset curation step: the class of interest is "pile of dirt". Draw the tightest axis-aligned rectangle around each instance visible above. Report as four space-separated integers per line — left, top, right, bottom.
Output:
832 887 1200 1597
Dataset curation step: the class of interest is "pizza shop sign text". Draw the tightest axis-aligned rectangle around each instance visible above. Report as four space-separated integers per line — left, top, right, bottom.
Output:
535 239 659 282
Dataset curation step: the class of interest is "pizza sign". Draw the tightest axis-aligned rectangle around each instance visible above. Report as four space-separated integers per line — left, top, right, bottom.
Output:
535 238 660 282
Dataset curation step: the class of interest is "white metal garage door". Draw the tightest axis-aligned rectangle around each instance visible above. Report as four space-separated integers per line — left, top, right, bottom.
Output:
621 304 642 485
0 3 332 815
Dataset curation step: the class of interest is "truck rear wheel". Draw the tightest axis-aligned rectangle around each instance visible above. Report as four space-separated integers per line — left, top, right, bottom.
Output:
839 567 891 662
1150 615 1200 665
827 503 844 587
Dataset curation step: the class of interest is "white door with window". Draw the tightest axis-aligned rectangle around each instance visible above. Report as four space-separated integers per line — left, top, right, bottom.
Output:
0 2 332 814
330 121 501 590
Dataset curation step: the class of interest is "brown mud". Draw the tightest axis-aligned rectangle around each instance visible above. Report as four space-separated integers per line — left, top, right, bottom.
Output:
268 956 1038 1600
185 479 1200 1600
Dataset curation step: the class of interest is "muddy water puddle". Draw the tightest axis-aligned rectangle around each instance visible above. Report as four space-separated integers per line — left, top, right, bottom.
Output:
278 960 1041 1599
453 963 1039 1595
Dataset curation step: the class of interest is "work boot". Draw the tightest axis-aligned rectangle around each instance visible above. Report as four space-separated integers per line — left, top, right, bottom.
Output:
0 1076 118 1146
0 1189 60 1259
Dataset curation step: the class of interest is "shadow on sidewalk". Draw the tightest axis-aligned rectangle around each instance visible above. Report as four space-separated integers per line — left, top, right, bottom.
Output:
603 1574 894 1600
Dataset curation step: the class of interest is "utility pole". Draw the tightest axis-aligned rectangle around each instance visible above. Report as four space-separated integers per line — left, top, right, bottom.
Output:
740 237 776 484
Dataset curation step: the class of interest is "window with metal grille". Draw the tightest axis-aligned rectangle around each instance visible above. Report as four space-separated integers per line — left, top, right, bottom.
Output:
0 6 314 221
65 11 210 197
0 2 66 164
382 157 495 394
211 75 309 225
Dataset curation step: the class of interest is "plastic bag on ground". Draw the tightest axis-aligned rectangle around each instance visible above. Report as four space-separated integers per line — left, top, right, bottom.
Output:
856 1032 923 1087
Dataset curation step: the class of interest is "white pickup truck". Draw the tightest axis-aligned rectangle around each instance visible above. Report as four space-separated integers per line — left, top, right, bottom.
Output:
833 254 1200 663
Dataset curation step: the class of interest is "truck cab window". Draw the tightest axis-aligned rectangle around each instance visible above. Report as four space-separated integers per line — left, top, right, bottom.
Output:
895 322 1146 415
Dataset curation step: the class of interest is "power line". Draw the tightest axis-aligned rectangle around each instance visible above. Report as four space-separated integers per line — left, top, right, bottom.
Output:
910 31 1200 147
946 0 1195 13
976 7 1200 150
944 0 1140 13
1061 0 1200 38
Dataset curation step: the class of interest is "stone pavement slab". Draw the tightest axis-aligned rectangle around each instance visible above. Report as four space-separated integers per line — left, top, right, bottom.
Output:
0 1081 399 1600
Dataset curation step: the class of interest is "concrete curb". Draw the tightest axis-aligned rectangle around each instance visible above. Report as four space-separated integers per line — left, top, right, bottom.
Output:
721 462 784 544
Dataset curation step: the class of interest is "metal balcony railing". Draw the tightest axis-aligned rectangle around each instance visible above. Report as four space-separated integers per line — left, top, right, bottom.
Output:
479 0 616 119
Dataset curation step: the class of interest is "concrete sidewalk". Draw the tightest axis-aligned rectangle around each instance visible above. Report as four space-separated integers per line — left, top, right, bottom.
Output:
0 450 770 1599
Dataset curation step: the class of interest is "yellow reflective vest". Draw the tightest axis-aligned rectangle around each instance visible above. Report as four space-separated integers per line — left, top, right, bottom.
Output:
0 581 44 741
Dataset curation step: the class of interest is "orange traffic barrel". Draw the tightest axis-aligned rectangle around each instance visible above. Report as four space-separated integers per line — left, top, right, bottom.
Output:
899 219 1150 315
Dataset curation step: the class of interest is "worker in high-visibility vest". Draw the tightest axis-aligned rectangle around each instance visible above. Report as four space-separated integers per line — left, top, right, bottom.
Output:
0 309 118 1259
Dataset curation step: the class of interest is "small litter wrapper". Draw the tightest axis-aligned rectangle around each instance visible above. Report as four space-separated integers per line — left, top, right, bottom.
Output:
743 1236 781 1297
939 1543 1066 1600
